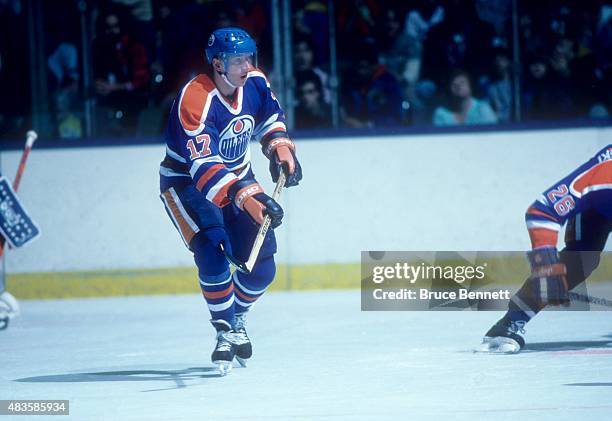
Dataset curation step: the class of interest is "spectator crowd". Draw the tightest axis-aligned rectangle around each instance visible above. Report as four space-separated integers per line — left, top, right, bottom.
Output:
0 0 611 139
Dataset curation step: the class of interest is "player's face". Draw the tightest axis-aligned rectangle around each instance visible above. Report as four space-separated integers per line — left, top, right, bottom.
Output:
224 54 254 87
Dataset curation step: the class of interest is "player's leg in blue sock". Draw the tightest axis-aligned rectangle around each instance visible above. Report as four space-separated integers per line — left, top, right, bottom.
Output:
192 232 235 325
233 255 276 313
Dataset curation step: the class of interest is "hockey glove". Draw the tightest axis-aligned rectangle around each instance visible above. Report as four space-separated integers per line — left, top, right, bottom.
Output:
203 226 233 255
261 132 303 187
526 247 569 306
228 180 284 228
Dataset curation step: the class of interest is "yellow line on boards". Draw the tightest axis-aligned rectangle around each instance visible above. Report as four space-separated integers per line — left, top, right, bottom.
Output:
7 264 361 299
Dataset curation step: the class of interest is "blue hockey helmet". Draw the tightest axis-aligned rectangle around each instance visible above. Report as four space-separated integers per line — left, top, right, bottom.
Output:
205 27 257 68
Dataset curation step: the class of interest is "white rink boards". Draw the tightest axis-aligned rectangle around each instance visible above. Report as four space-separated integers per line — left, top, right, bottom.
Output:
2 128 610 273
2 290 612 420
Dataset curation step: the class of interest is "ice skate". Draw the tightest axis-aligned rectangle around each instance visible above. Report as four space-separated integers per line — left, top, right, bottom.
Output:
210 320 236 375
478 317 526 354
229 312 252 367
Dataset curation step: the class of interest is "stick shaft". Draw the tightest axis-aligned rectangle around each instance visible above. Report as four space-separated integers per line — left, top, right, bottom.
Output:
13 148 32 191
245 172 286 271
568 291 612 308
13 131 37 191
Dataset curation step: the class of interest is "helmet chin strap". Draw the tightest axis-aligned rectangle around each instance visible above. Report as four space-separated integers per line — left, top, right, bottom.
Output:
216 57 238 90
220 72 238 89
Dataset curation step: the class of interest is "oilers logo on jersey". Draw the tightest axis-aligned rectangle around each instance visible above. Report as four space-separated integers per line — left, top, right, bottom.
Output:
218 115 254 161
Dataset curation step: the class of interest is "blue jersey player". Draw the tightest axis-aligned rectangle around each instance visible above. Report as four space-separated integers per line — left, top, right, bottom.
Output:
159 27 302 373
483 145 612 353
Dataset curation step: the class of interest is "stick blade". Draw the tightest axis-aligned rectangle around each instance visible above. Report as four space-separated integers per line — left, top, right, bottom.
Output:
221 248 251 274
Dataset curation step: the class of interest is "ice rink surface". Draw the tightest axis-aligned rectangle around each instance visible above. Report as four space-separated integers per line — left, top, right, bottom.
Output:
2 290 612 420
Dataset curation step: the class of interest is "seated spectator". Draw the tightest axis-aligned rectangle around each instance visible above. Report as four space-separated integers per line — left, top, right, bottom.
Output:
47 42 82 138
93 8 150 136
384 1 444 126
341 46 403 128
521 54 557 121
521 38 578 121
433 69 498 126
295 70 331 129
293 1 329 65
486 48 512 123
293 35 330 104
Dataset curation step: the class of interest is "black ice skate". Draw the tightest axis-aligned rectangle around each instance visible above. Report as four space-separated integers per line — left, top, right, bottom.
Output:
479 316 526 354
229 312 252 367
210 320 236 375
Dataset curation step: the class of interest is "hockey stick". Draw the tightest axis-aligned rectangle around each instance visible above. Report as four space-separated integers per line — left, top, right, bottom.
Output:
245 171 286 272
221 243 249 274
567 291 612 308
227 171 286 274
0 130 37 259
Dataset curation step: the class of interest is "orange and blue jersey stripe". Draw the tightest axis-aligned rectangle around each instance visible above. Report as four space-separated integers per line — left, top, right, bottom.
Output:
526 145 612 248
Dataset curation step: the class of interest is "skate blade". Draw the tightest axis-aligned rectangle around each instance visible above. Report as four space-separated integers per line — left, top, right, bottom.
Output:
213 361 233 376
475 337 521 354
235 356 248 367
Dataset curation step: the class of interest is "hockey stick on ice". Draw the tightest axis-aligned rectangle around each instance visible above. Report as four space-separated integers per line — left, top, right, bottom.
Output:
0 130 37 259
567 291 612 308
227 171 286 274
